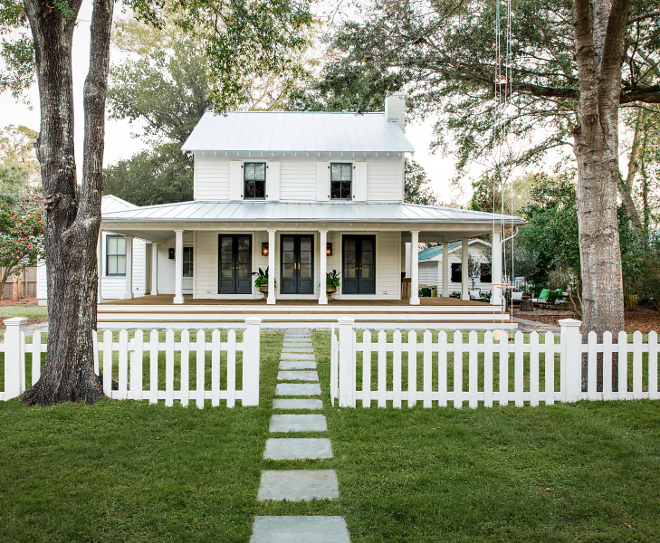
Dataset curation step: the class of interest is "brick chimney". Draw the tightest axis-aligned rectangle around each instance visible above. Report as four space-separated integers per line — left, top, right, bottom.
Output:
384 92 406 132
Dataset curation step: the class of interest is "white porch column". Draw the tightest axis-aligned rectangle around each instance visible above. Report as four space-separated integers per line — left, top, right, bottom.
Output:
442 240 449 297
123 235 134 300
319 229 328 305
174 230 184 304
267 229 276 305
151 242 159 296
409 230 420 305
491 229 502 306
97 231 103 303
461 237 469 300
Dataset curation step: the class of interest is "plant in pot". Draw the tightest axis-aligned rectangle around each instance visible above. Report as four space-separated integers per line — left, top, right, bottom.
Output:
326 270 340 300
253 267 269 298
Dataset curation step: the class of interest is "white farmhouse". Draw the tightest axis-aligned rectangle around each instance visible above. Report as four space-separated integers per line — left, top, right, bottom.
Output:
40 93 524 328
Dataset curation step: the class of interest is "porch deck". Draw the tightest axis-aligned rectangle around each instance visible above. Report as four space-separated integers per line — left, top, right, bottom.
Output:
98 295 517 330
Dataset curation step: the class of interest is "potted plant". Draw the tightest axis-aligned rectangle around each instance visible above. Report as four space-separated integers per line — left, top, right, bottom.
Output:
326 270 340 300
253 267 269 298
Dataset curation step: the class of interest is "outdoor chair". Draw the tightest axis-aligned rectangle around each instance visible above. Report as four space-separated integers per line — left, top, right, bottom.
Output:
531 289 550 306
510 291 523 305
469 289 484 301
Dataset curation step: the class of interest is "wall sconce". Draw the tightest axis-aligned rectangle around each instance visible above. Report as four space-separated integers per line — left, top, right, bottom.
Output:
326 243 332 256
262 242 269 256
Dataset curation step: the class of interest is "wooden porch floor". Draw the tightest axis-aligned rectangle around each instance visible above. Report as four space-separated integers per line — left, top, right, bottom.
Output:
102 294 490 307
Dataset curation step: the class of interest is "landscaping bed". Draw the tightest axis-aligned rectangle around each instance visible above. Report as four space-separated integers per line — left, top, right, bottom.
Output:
514 307 660 333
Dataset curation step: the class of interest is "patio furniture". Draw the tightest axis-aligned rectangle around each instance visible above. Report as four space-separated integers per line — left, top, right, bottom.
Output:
510 291 523 306
469 289 484 301
520 296 533 311
531 289 550 306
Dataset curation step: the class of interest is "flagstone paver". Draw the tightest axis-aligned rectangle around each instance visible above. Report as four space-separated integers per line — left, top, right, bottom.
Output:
282 347 314 353
280 352 316 360
275 383 322 396
269 414 327 433
279 361 317 370
250 516 350 543
277 370 319 381
273 399 324 410
264 438 333 460
257 470 339 501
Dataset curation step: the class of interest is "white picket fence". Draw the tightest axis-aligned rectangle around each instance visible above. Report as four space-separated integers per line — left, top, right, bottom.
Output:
0 317 262 407
331 317 660 408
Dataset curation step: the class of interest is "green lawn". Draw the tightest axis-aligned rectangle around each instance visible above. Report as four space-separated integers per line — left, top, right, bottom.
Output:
1 330 659 542
0 305 49 320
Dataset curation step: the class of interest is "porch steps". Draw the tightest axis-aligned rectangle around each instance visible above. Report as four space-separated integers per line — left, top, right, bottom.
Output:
97 304 518 330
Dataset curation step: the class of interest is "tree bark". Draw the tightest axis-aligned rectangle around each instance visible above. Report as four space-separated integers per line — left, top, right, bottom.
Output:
572 0 630 389
21 0 114 406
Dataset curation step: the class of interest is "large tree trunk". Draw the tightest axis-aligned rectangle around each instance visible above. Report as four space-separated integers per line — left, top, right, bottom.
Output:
21 0 114 406
573 0 630 389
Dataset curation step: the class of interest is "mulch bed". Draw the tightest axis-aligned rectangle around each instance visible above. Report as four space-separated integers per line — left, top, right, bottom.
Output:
514 307 660 334
0 297 38 307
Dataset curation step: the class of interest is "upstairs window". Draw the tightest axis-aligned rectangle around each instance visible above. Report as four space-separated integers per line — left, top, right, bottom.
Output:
244 162 266 199
331 163 352 199
106 235 126 276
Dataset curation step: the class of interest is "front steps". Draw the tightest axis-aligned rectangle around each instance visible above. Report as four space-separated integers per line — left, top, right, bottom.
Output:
97 303 518 330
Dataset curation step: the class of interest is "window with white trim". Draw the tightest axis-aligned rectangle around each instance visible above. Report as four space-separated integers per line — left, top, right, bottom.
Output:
106 235 126 276
244 162 266 199
330 162 352 199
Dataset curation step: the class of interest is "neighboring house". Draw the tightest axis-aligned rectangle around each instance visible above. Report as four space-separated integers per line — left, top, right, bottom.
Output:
37 195 149 305
417 239 492 296
58 93 522 309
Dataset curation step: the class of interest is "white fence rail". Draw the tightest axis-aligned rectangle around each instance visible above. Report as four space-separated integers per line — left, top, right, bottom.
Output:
331 317 660 408
1 317 262 407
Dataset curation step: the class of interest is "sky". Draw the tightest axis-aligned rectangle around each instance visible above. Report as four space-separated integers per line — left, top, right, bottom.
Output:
0 0 462 203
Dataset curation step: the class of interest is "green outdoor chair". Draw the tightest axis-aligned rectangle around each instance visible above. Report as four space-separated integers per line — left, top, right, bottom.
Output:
532 289 550 305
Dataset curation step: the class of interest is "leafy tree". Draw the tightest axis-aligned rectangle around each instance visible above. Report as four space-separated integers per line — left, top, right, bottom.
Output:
308 0 660 336
1 0 316 406
0 202 43 296
404 159 438 206
0 124 41 212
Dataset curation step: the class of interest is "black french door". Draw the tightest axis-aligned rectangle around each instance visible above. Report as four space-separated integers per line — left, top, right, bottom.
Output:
280 235 314 294
218 235 252 294
342 235 376 294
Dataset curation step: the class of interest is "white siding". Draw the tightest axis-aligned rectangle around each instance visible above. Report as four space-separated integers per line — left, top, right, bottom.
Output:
194 155 230 200
366 156 403 202
36 259 47 305
279 160 317 201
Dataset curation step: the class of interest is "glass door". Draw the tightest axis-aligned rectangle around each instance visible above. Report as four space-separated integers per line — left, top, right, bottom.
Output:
342 235 376 294
280 235 314 294
218 235 252 294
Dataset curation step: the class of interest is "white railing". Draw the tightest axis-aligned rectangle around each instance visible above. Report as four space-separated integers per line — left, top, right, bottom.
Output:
1 317 262 407
330 317 660 408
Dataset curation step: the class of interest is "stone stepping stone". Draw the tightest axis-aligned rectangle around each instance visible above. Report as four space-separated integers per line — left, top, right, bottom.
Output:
279 361 317 370
250 516 350 543
264 438 333 460
257 470 339 501
270 414 327 433
284 336 311 341
281 353 316 360
277 370 319 382
282 347 314 353
276 383 321 397
273 399 323 410
282 342 312 348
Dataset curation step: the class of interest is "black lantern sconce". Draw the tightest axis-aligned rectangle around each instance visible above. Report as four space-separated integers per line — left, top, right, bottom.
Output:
326 243 332 256
262 242 269 256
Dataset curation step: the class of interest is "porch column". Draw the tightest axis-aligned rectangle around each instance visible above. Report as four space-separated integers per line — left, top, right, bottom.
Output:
461 237 469 300
97 231 103 303
174 230 184 304
491 229 502 306
442 240 449 297
151 242 159 296
267 229 276 305
123 235 134 300
319 229 328 305
409 230 420 305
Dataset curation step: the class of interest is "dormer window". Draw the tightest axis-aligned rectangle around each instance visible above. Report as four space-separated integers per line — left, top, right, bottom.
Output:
331 163 352 200
244 162 266 199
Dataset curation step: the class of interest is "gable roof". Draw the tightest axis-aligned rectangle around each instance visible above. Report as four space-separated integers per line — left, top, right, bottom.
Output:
102 195 136 213
182 111 415 154
418 238 491 261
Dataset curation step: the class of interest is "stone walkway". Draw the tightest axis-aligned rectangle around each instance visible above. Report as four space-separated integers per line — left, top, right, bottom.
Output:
251 329 350 543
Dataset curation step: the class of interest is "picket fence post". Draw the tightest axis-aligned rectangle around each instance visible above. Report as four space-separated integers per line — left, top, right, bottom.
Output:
4 317 28 399
242 317 262 406
338 317 355 407
559 319 582 402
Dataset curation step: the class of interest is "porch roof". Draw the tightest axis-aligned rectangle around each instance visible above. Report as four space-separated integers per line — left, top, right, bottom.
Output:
101 200 525 226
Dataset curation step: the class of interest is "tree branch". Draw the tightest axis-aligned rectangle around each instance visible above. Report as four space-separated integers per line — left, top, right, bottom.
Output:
627 11 660 25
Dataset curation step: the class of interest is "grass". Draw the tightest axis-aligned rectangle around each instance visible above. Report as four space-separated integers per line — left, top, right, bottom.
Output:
1 329 660 542
0 305 49 320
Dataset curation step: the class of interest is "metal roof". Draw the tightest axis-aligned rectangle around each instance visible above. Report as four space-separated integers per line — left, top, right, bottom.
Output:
181 111 415 153
101 200 525 225
102 194 136 213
